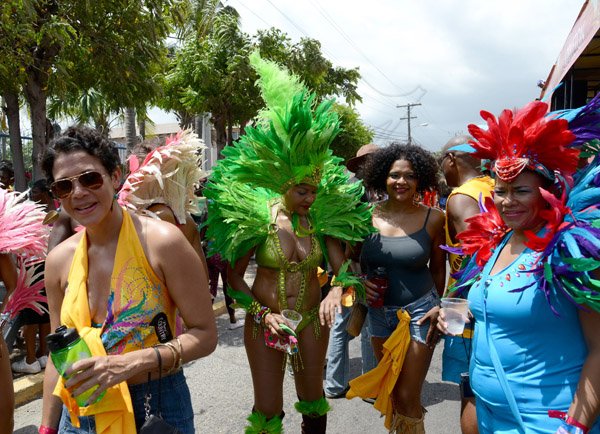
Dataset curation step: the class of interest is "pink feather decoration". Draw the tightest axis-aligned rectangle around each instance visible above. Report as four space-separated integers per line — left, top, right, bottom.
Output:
0 189 48 256
3 261 46 320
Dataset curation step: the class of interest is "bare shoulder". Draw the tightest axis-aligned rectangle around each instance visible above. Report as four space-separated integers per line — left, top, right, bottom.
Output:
147 203 178 225
426 206 445 229
133 213 187 250
447 193 479 214
46 231 83 285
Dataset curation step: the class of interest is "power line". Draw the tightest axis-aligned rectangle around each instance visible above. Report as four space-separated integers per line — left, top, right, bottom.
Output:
259 0 426 103
306 0 417 97
263 0 311 39
230 0 272 28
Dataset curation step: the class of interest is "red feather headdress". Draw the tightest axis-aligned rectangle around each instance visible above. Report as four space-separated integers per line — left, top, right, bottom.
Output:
467 101 580 182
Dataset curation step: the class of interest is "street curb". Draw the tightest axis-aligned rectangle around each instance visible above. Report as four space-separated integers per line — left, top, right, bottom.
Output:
13 371 44 407
13 302 228 408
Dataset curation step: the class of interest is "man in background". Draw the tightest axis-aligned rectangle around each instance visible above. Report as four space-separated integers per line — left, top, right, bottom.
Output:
440 135 494 434
324 144 379 400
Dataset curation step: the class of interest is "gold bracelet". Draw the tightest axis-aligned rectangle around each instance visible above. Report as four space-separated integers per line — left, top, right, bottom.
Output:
174 337 184 370
155 343 177 373
163 341 181 373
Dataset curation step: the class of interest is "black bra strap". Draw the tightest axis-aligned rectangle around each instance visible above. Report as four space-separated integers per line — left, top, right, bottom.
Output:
422 207 432 229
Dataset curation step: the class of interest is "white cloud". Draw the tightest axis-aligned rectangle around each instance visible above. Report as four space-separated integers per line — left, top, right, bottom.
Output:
225 0 581 150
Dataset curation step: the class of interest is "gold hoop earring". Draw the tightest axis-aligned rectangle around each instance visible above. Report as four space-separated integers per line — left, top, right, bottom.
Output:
412 192 421 206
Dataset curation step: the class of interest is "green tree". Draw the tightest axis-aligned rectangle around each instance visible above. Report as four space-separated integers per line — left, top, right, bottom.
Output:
164 6 258 153
0 0 178 177
164 15 364 154
330 103 374 163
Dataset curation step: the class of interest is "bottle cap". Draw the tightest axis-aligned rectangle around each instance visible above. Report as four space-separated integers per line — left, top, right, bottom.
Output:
46 325 81 352
374 267 387 276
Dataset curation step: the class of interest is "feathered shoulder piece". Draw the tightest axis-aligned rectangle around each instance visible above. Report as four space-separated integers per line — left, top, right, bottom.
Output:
448 160 600 312
454 195 509 267
118 129 205 225
224 52 339 193
0 189 48 257
203 155 274 264
204 153 374 265
536 157 600 312
467 101 579 182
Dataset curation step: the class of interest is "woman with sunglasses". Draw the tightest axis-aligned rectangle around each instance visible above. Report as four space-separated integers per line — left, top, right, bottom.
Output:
39 126 217 434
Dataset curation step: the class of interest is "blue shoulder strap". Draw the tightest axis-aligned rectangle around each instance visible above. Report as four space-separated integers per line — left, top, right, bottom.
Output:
483 288 527 433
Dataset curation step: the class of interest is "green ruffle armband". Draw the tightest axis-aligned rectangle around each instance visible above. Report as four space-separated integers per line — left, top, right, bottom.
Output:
331 260 366 302
245 411 283 434
294 396 331 417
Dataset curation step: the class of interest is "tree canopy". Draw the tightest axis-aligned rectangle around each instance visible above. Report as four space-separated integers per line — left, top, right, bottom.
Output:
162 9 365 152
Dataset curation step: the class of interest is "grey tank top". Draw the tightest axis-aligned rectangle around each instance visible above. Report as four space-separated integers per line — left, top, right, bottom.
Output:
360 208 434 307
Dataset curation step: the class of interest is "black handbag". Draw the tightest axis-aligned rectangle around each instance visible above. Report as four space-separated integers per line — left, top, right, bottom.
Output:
139 347 181 434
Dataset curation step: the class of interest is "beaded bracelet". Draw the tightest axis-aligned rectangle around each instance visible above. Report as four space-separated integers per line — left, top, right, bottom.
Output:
38 426 59 434
248 300 262 316
254 306 271 325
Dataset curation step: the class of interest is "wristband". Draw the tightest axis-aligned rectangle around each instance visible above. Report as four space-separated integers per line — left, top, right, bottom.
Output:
548 410 589 434
39 426 59 434
254 306 271 325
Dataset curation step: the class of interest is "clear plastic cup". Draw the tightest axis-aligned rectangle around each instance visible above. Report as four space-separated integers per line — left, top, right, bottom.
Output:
281 309 303 331
440 298 469 335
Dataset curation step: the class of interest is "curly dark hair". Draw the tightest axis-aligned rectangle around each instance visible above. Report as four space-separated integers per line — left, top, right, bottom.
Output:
42 126 121 183
359 143 440 195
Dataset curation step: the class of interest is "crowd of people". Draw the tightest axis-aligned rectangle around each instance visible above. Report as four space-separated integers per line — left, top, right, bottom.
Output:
0 54 599 434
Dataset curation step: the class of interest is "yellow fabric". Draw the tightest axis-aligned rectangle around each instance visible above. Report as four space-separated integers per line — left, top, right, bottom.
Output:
347 309 411 430
317 266 329 287
444 176 494 292
99 211 174 355
53 211 154 433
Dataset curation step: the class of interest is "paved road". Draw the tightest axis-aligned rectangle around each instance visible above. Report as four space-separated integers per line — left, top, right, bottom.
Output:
13 262 461 433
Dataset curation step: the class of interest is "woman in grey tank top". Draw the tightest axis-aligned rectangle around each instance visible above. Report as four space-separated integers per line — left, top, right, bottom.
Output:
358 143 446 432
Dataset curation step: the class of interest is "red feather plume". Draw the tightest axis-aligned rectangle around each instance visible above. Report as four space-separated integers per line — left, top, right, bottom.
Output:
456 196 509 267
524 186 570 252
468 101 580 181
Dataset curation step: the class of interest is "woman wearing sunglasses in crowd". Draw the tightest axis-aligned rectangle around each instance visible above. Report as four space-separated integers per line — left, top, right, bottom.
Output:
438 101 600 433
39 126 217 434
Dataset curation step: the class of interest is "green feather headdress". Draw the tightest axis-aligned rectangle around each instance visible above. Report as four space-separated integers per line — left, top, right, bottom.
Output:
228 52 339 193
204 53 374 266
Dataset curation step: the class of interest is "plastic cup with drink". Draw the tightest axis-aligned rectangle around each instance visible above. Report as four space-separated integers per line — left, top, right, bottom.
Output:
281 309 303 331
440 298 470 335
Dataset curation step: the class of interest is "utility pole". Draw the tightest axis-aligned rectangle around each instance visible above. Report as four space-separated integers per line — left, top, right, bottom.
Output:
397 103 421 144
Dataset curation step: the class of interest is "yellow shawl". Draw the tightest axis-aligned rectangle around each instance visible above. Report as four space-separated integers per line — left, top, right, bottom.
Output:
346 309 411 430
53 214 136 433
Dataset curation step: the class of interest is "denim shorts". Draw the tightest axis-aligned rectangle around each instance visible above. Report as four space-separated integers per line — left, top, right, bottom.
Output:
58 370 195 433
368 287 440 344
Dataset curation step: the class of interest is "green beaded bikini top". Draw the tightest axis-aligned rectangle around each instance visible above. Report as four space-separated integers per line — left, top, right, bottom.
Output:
255 225 323 271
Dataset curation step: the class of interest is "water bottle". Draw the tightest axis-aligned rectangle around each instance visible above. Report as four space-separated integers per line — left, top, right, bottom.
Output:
369 267 388 308
46 325 105 406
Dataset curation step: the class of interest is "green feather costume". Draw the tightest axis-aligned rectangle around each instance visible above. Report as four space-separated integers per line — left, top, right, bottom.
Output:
204 53 373 271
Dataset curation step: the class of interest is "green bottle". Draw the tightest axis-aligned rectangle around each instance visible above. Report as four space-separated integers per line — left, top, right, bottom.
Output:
46 325 106 407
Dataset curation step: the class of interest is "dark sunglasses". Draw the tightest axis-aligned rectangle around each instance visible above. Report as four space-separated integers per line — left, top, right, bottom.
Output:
50 171 106 199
